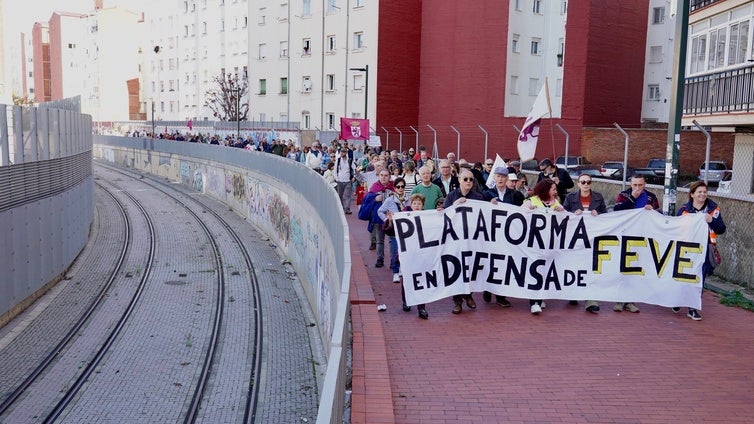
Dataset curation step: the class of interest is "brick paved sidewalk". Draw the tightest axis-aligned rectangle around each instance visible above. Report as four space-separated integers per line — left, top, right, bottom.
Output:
347 211 754 424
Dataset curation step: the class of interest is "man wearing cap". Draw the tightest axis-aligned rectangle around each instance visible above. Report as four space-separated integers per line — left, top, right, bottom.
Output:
537 158 573 203
482 167 525 307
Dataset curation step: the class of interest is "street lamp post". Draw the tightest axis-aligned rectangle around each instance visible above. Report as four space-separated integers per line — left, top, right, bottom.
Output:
230 78 240 142
349 65 369 119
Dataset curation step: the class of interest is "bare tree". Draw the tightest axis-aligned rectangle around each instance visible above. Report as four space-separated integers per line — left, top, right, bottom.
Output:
12 93 35 106
204 73 249 121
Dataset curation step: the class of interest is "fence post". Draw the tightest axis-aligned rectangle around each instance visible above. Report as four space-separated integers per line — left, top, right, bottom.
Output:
426 124 438 158
394 127 403 153
479 125 488 161
450 125 460 160
692 120 711 185
381 126 389 151
555 123 569 170
409 125 419 153
0 105 8 166
613 122 630 191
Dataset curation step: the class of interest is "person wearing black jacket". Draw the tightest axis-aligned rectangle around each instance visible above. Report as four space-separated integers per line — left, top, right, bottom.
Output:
482 167 525 307
537 158 574 203
562 173 608 314
433 159 459 197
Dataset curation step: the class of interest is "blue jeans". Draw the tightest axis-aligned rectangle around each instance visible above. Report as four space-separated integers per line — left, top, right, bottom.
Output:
389 236 399 273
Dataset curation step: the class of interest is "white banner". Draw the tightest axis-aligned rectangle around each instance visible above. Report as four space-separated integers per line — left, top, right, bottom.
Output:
394 201 709 309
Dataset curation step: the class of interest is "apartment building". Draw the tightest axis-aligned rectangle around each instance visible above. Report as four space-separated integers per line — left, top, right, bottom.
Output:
682 0 754 195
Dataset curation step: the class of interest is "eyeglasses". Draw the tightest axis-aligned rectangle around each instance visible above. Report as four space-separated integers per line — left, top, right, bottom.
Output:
485 163 493 166
461 177 474 182
394 185 405 189
579 180 592 185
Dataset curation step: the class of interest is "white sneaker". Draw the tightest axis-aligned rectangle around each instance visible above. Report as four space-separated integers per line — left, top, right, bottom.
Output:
540 300 547 309
531 304 542 314
392 273 400 283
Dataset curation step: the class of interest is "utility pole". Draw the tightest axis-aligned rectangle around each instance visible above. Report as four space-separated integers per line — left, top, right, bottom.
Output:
664 0 690 216
349 65 369 119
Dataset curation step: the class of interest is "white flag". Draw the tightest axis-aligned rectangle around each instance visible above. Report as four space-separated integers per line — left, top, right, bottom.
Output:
516 79 551 162
485 154 507 189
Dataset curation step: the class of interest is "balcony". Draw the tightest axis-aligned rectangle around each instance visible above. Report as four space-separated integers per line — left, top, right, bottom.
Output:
683 64 754 126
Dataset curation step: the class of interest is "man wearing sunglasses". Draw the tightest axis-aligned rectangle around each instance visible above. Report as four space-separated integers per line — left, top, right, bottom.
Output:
443 168 485 315
562 174 608 314
537 158 574 203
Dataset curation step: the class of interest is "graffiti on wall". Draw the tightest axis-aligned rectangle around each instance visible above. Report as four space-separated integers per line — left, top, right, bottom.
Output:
193 169 204 192
232 173 245 201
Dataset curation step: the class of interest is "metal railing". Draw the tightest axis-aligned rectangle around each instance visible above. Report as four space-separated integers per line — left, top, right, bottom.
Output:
690 0 723 12
683 64 754 115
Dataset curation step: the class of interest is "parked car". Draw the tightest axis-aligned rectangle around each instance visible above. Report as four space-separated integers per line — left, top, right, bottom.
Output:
716 170 733 194
600 161 633 181
555 155 588 169
632 158 666 184
698 160 728 183
568 165 603 180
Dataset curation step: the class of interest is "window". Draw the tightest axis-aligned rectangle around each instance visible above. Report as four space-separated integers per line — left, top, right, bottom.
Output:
557 38 564 66
353 74 363 90
560 0 567 15
528 78 539 96
514 0 521 11
355 0 364 6
327 0 337 13
533 0 541 14
649 45 663 63
280 77 288 94
303 38 311 55
258 43 267 59
531 38 541 55
353 32 364 49
202 21 207 34
302 76 312 92
652 7 665 25
302 112 311 129
259 79 267 95
259 7 266 24
184 25 189 37
327 35 336 53
556 78 563 97
280 41 288 57
690 34 707 74
279 3 288 21
728 21 749 65
326 74 335 91
510 75 519 94
512 34 520 53
302 0 311 16
326 113 335 129
648 84 660 101
708 27 726 70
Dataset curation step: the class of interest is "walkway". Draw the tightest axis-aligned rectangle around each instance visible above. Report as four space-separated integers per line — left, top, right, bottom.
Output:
347 211 754 423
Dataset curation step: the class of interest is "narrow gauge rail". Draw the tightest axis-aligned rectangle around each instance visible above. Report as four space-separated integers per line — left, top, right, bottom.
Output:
43 178 158 423
0 181 141 417
95 162 263 424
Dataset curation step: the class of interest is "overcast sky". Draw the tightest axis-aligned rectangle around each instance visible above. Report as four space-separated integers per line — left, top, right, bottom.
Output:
3 0 149 37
